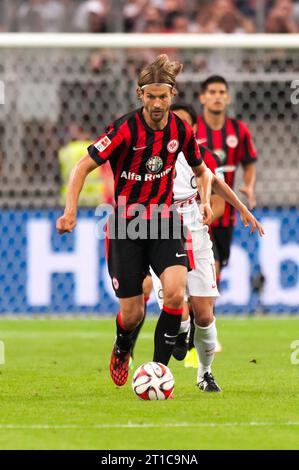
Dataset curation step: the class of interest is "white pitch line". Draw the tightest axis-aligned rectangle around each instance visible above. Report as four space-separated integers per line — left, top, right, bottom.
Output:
0 422 299 430
0 332 153 339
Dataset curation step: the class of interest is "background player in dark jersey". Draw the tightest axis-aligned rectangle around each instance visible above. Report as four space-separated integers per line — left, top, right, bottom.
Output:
197 75 257 282
56 54 215 388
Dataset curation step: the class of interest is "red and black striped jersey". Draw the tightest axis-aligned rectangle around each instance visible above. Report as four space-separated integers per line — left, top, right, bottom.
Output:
88 108 202 218
197 115 257 227
199 145 221 175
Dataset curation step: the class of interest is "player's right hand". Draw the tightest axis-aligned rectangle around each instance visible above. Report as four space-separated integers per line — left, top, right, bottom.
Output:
200 202 214 226
56 212 77 234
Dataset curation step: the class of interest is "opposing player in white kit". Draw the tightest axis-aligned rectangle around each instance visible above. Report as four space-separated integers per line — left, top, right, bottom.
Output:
151 102 224 392
128 101 264 391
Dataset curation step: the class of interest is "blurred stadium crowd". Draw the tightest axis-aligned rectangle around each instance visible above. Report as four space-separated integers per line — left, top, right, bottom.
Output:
0 0 299 34
0 1 299 210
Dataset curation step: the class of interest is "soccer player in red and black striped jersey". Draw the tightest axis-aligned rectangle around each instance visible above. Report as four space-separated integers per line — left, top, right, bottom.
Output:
197 75 257 281
56 54 215 387
56 57 263 388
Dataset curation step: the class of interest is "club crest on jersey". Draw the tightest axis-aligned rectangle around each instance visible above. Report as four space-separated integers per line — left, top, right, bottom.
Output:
167 139 179 153
214 149 226 163
112 277 119 290
226 135 239 148
94 135 111 152
146 156 163 174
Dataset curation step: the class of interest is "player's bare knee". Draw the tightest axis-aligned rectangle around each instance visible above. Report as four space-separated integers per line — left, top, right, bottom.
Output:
194 311 214 328
196 316 213 328
164 289 184 309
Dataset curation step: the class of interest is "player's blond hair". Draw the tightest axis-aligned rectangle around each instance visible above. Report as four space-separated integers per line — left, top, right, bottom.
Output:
137 54 183 97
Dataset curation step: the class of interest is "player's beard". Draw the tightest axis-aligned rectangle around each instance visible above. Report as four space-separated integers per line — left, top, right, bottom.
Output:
149 106 169 123
209 108 225 116
208 104 226 116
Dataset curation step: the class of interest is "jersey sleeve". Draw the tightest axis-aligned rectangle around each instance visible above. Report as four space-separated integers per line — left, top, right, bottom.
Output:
238 121 257 166
87 125 125 166
182 123 203 167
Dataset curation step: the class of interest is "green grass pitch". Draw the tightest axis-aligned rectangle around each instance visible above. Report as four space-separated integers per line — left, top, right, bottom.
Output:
0 317 298 450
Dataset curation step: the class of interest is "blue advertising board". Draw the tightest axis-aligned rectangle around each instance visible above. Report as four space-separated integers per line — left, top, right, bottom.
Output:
0 208 298 314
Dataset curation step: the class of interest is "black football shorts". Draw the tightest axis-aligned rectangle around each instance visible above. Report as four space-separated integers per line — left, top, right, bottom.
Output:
105 214 192 298
211 226 234 269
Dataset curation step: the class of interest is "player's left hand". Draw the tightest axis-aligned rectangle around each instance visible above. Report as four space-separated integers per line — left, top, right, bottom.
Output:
200 202 214 226
239 185 256 210
240 206 264 236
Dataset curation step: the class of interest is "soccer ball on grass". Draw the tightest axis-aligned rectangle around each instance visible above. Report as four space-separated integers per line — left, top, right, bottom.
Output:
132 362 174 400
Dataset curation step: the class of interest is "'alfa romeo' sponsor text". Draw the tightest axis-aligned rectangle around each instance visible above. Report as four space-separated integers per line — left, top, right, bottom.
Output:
121 167 172 181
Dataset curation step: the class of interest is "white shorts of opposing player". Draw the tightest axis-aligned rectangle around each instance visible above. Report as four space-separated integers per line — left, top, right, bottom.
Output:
151 196 220 385
151 198 219 307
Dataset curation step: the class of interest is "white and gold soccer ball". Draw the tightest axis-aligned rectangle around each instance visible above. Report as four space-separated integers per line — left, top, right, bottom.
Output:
132 362 175 400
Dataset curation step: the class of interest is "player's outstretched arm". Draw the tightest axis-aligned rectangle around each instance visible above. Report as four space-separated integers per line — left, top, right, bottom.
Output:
192 162 214 225
56 155 98 234
211 194 225 223
239 162 257 210
212 174 264 236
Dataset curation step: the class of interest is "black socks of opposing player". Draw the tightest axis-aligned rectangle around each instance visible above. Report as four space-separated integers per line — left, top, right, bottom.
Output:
153 305 183 366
